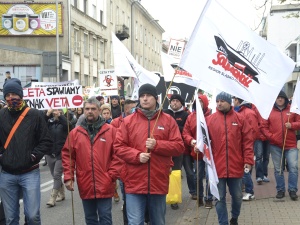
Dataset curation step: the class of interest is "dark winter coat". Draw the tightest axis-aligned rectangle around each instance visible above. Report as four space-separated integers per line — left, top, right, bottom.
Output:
0 105 53 174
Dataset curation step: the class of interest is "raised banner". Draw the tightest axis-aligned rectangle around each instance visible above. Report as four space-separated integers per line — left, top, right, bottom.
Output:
31 80 79 88
99 69 118 96
23 85 83 110
167 39 186 64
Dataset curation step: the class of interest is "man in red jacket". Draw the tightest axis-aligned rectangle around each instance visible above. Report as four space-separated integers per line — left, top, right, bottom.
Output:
62 96 121 225
206 92 254 225
114 84 184 225
261 90 300 200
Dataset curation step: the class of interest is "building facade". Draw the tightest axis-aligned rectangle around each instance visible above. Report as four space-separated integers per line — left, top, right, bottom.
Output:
260 4 300 97
0 0 164 98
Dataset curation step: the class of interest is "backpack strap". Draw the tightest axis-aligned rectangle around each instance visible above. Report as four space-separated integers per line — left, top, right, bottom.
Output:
4 107 31 149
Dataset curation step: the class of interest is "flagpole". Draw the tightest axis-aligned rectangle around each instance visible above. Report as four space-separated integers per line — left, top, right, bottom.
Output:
196 152 200 212
279 115 290 175
151 69 177 137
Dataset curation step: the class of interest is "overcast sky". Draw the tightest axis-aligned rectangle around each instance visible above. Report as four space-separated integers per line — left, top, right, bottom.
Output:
141 0 274 40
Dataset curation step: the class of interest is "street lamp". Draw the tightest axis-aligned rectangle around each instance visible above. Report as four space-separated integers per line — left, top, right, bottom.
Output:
131 0 141 54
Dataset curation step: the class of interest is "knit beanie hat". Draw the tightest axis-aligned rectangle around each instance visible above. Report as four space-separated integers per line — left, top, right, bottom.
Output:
111 95 119 100
216 92 232 105
138 84 157 99
3 78 23 99
170 94 184 106
278 90 288 100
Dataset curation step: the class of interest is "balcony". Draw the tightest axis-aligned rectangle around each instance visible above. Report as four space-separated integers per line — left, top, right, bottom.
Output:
115 24 130 41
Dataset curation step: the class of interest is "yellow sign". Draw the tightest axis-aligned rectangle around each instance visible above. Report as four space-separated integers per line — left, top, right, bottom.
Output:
0 3 63 36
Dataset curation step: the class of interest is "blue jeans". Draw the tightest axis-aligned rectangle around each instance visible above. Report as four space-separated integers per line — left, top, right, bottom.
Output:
126 194 166 225
182 154 196 195
269 145 298 192
0 168 41 225
215 178 243 225
255 140 270 179
82 198 112 225
193 159 213 201
242 169 254 194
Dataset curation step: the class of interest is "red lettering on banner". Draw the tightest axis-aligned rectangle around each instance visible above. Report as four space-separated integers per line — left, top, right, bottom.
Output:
46 97 70 108
23 88 46 97
212 52 253 88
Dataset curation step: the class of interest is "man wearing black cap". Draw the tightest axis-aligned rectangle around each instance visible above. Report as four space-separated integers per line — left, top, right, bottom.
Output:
0 78 53 225
163 94 189 210
205 91 254 225
110 95 121 119
261 90 300 201
114 84 184 225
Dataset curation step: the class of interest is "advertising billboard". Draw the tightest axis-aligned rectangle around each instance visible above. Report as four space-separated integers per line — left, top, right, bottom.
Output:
0 3 63 36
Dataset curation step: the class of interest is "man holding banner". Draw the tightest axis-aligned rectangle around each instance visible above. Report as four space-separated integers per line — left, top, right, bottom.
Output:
206 92 254 225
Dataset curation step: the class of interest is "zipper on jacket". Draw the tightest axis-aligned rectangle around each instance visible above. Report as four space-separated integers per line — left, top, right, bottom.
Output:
90 138 97 198
224 113 229 177
147 119 151 194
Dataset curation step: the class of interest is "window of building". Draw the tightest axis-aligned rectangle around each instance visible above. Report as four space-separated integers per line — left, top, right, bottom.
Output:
74 72 79 80
84 33 89 56
148 32 150 47
140 25 143 43
100 40 105 62
110 1 113 23
135 21 138 40
74 29 79 53
100 10 103 24
93 77 97 86
135 54 138 63
84 0 87 14
92 4 96 19
116 6 119 25
84 74 89 86
93 38 97 59
127 16 130 29
152 35 154 50
144 28 147 46
140 55 143 66
122 11 125 25
74 0 78 8
144 58 147 68
110 41 113 65
154 37 156 52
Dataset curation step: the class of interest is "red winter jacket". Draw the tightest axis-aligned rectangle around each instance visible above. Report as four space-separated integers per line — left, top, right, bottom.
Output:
206 108 254 178
114 109 184 195
261 104 300 149
251 104 267 141
110 115 123 128
62 121 121 200
236 103 258 142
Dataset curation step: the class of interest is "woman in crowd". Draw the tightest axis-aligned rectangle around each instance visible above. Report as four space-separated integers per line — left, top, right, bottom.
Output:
45 108 68 207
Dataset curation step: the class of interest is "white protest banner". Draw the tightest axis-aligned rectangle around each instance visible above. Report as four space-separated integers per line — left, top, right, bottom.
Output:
112 32 159 87
167 39 186 64
31 79 79 88
23 85 83 110
290 77 300 115
179 0 295 119
195 91 219 200
99 69 118 96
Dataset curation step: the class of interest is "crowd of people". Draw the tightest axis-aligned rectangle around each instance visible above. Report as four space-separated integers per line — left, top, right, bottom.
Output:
0 76 299 225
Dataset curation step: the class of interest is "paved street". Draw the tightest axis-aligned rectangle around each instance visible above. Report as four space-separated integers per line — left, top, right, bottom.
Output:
17 158 300 225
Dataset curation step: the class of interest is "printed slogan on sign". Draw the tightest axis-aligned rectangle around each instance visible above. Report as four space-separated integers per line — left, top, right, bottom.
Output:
23 85 83 110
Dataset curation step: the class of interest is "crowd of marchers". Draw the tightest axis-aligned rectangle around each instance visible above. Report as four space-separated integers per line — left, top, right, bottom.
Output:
0 77 299 225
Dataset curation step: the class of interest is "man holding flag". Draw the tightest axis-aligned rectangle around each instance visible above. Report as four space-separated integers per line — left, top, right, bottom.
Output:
206 92 254 225
261 90 300 200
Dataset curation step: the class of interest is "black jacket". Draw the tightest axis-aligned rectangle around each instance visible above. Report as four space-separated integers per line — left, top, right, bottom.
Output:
0 105 53 174
111 104 121 119
45 114 68 157
163 107 189 133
